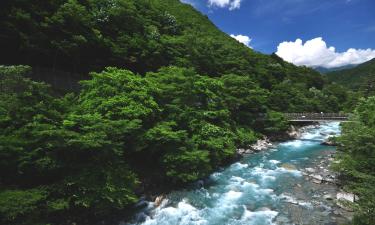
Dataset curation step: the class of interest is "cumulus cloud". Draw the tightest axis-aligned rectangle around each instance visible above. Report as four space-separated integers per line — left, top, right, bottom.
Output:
230 34 252 47
276 37 375 68
208 0 243 10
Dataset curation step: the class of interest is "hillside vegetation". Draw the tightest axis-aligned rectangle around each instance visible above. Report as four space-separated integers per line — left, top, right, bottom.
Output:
0 0 354 224
334 97 375 224
326 58 375 93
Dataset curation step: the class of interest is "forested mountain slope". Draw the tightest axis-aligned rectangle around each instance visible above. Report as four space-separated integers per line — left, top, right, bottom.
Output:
1 0 319 82
0 0 347 112
326 58 375 91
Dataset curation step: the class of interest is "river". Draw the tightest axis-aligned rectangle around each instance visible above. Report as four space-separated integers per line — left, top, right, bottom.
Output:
127 122 352 225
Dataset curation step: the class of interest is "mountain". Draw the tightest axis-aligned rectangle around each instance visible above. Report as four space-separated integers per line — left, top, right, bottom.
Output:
0 0 323 86
326 58 375 90
314 64 358 74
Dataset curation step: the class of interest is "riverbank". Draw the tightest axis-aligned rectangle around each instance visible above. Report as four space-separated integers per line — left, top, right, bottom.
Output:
126 122 353 225
237 123 317 155
140 124 312 206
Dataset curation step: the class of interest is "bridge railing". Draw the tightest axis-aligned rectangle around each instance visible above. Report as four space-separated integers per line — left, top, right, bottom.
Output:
284 113 349 121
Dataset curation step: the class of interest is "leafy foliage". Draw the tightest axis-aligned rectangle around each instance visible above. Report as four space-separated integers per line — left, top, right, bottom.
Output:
0 66 139 224
333 97 375 224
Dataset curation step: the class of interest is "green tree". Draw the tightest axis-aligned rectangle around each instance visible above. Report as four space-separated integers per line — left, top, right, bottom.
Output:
334 97 375 224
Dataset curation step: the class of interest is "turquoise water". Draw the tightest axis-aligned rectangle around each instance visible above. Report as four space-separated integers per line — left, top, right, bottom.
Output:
128 122 346 225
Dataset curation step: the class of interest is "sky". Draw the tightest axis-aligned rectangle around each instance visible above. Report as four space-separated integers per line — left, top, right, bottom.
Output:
181 0 375 68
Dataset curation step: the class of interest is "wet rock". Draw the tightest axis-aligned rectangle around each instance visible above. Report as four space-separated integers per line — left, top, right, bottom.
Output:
236 148 254 155
281 163 297 170
305 168 316 173
321 140 337 146
154 195 165 207
195 179 204 189
310 174 323 181
250 138 272 151
336 192 358 211
287 125 302 139
323 194 334 200
312 179 322 184
336 192 357 202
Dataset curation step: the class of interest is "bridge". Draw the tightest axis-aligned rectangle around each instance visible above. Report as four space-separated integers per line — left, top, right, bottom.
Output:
284 113 349 122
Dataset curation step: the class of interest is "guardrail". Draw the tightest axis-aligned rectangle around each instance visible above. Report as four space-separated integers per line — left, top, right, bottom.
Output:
284 113 349 121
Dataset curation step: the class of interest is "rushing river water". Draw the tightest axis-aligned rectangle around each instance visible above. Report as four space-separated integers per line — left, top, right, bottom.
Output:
128 122 351 225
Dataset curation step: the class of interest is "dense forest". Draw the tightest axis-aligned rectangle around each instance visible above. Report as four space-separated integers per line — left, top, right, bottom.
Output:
0 0 371 224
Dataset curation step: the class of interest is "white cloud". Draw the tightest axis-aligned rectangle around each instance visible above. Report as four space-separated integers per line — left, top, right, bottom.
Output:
230 34 252 48
276 37 375 68
208 0 243 10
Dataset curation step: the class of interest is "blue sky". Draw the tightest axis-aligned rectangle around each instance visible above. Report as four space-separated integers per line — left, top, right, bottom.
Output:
181 0 375 68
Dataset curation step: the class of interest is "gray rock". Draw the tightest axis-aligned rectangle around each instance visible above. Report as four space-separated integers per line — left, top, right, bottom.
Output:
321 139 337 146
312 179 322 184
323 194 334 200
305 168 316 173
336 192 357 202
333 209 341 215
310 174 323 181
250 138 272 152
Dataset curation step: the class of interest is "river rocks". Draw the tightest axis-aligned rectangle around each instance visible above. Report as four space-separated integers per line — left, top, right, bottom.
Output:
321 139 337 146
302 154 340 185
251 138 272 151
236 148 254 155
237 137 273 155
287 125 302 139
336 192 358 203
305 168 316 173
312 178 322 184
237 125 307 155
311 174 323 181
280 163 297 170
323 194 334 200
154 195 165 207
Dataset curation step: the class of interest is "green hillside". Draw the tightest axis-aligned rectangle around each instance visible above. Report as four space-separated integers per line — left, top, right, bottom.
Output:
326 58 375 91
1 0 322 86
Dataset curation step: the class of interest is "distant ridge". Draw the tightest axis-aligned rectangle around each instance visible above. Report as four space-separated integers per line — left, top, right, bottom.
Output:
314 64 358 74
325 58 375 90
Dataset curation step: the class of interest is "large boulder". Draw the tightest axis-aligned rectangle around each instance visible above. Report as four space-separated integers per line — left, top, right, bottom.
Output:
336 192 358 202
321 138 337 146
